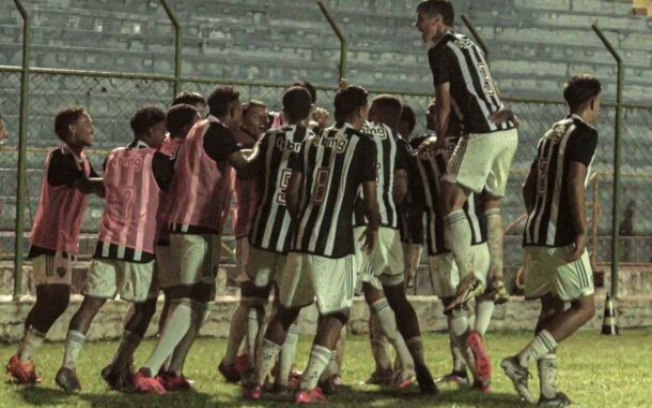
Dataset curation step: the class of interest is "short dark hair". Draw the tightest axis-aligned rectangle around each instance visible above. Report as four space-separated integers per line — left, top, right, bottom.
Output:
243 100 267 116
207 86 240 117
400 105 417 134
172 91 206 107
130 106 166 135
282 86 312 122
369 94 403 128
292 80 317 104
563 74 602 112
417 0 454 26
54 107 87 142
166 104 198 136
334 86 368 123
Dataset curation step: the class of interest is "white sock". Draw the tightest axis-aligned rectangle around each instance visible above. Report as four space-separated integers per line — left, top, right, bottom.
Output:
372 298 414 371
474 300 495 336
538 352 559 399
223 300 250 364
277 324 300 386
369 313 392 372
256 338 282 387
143 299 193 375
444 210 473 278
63 330 85 369
485 208 504 279
518 330 557 368
447 318 466 372
168 304 207 375
247 307 265 369
19 328 46 362
300 345 332 391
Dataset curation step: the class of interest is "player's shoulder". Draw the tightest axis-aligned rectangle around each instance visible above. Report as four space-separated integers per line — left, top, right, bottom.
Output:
570 116 598 139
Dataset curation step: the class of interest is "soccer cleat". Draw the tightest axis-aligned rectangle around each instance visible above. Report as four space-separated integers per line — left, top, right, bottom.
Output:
294 387 328 404
501 356 535 404
472 379 492 393
101 364 134 391
467 331 492 387
435 369 470 386
158 371 193 392
133 369 167 395
218 360 242 383
414 362 439 394
242 382 263 400
445 275 486 312
394 369 416 390
55 366 81 393
538 392 572 407
482 280 510 305
6 355 41 385
317 375 339 395
363 369 395 385
234 353 249 377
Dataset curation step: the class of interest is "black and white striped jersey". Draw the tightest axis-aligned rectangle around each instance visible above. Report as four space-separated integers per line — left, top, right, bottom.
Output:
249 125 311 254
397 136 425 245
289 123 377 258
353 122 409 229
412 136 486 256
523 115 598 247
428 31 515 135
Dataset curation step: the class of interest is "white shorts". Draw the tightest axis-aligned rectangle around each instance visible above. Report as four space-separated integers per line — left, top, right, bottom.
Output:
31 252 73 286
353 226 405 290
83 258 157 302
278 252 355 315
402 243 423 278
428 243 490 299
168 233 221 287
523 246 594 301
444 128 518 197
245 246 287 288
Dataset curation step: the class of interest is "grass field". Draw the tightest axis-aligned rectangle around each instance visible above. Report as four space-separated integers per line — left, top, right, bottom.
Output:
1 330 651 407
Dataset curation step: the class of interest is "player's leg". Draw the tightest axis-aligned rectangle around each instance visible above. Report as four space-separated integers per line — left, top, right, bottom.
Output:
9 254 72 384
364 313 393 385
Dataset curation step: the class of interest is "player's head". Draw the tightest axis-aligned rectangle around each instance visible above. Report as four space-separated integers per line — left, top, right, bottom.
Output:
426 99 437 131
563 74 603 124
399 104 417 139
415 0 453 44
0 113 7 143
334 85 369 130
369 94 403 131
291 80 317 104
172 91 207 118
207 86 242 130
241 100 268 137
167 104 199 140
130 106 167 149
282 86 312 125
54 107 94 147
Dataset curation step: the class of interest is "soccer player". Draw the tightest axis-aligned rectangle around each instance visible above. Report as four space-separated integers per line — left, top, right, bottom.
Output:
218 99 271 380
502 75 601 406
353 95 437 392
172 91 208 118
55 106 169 392
6 107 103 385
245 85 379 404
415 0 518 312
133 86 261 395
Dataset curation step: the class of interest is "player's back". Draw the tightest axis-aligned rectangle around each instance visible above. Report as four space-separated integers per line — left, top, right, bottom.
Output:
292 123 377 258
250 124 309 254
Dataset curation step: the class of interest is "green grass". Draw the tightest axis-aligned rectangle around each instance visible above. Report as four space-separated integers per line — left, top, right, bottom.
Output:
1 330 651 407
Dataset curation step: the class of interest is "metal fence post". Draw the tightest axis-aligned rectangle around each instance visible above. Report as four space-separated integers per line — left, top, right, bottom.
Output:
12 0 31 300
159 0 181 98
461 14 489 60
592 24 623 299
317 1 348 83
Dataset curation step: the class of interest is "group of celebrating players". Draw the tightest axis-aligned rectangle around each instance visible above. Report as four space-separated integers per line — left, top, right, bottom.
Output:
6 1 603 406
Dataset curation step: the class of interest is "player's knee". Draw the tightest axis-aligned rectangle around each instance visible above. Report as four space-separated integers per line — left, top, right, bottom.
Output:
139 298 157 321
277 306 301 330
320 310 349 326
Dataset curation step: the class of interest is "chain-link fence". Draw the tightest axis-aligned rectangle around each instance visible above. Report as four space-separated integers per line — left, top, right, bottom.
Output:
2 68 652 281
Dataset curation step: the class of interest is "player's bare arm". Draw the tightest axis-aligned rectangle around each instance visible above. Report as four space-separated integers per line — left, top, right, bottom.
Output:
227 143 264 178
285 170 303 222
522 167 536 214
74 176 105 198
418 83 451 152
360 180 380 254
392 169 408 206
567 161 588 262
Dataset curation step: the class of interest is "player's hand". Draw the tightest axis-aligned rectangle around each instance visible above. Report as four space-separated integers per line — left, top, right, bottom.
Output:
489 108 520 128
339 79 349 89
566 233 586 262
417 135 446 154
312 107 330 129
359 227 378 255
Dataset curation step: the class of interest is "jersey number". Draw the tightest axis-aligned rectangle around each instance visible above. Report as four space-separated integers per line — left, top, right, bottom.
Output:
275 169 293 205
313 168 330 204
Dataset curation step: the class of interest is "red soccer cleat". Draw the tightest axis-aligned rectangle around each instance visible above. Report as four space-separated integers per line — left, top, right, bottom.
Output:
6 355 41 385
467 331 492 387
235 353 249 377
218 360 242 383
133 370 167 395
295 387 328 404
243 383 262 400
158 371 193 392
